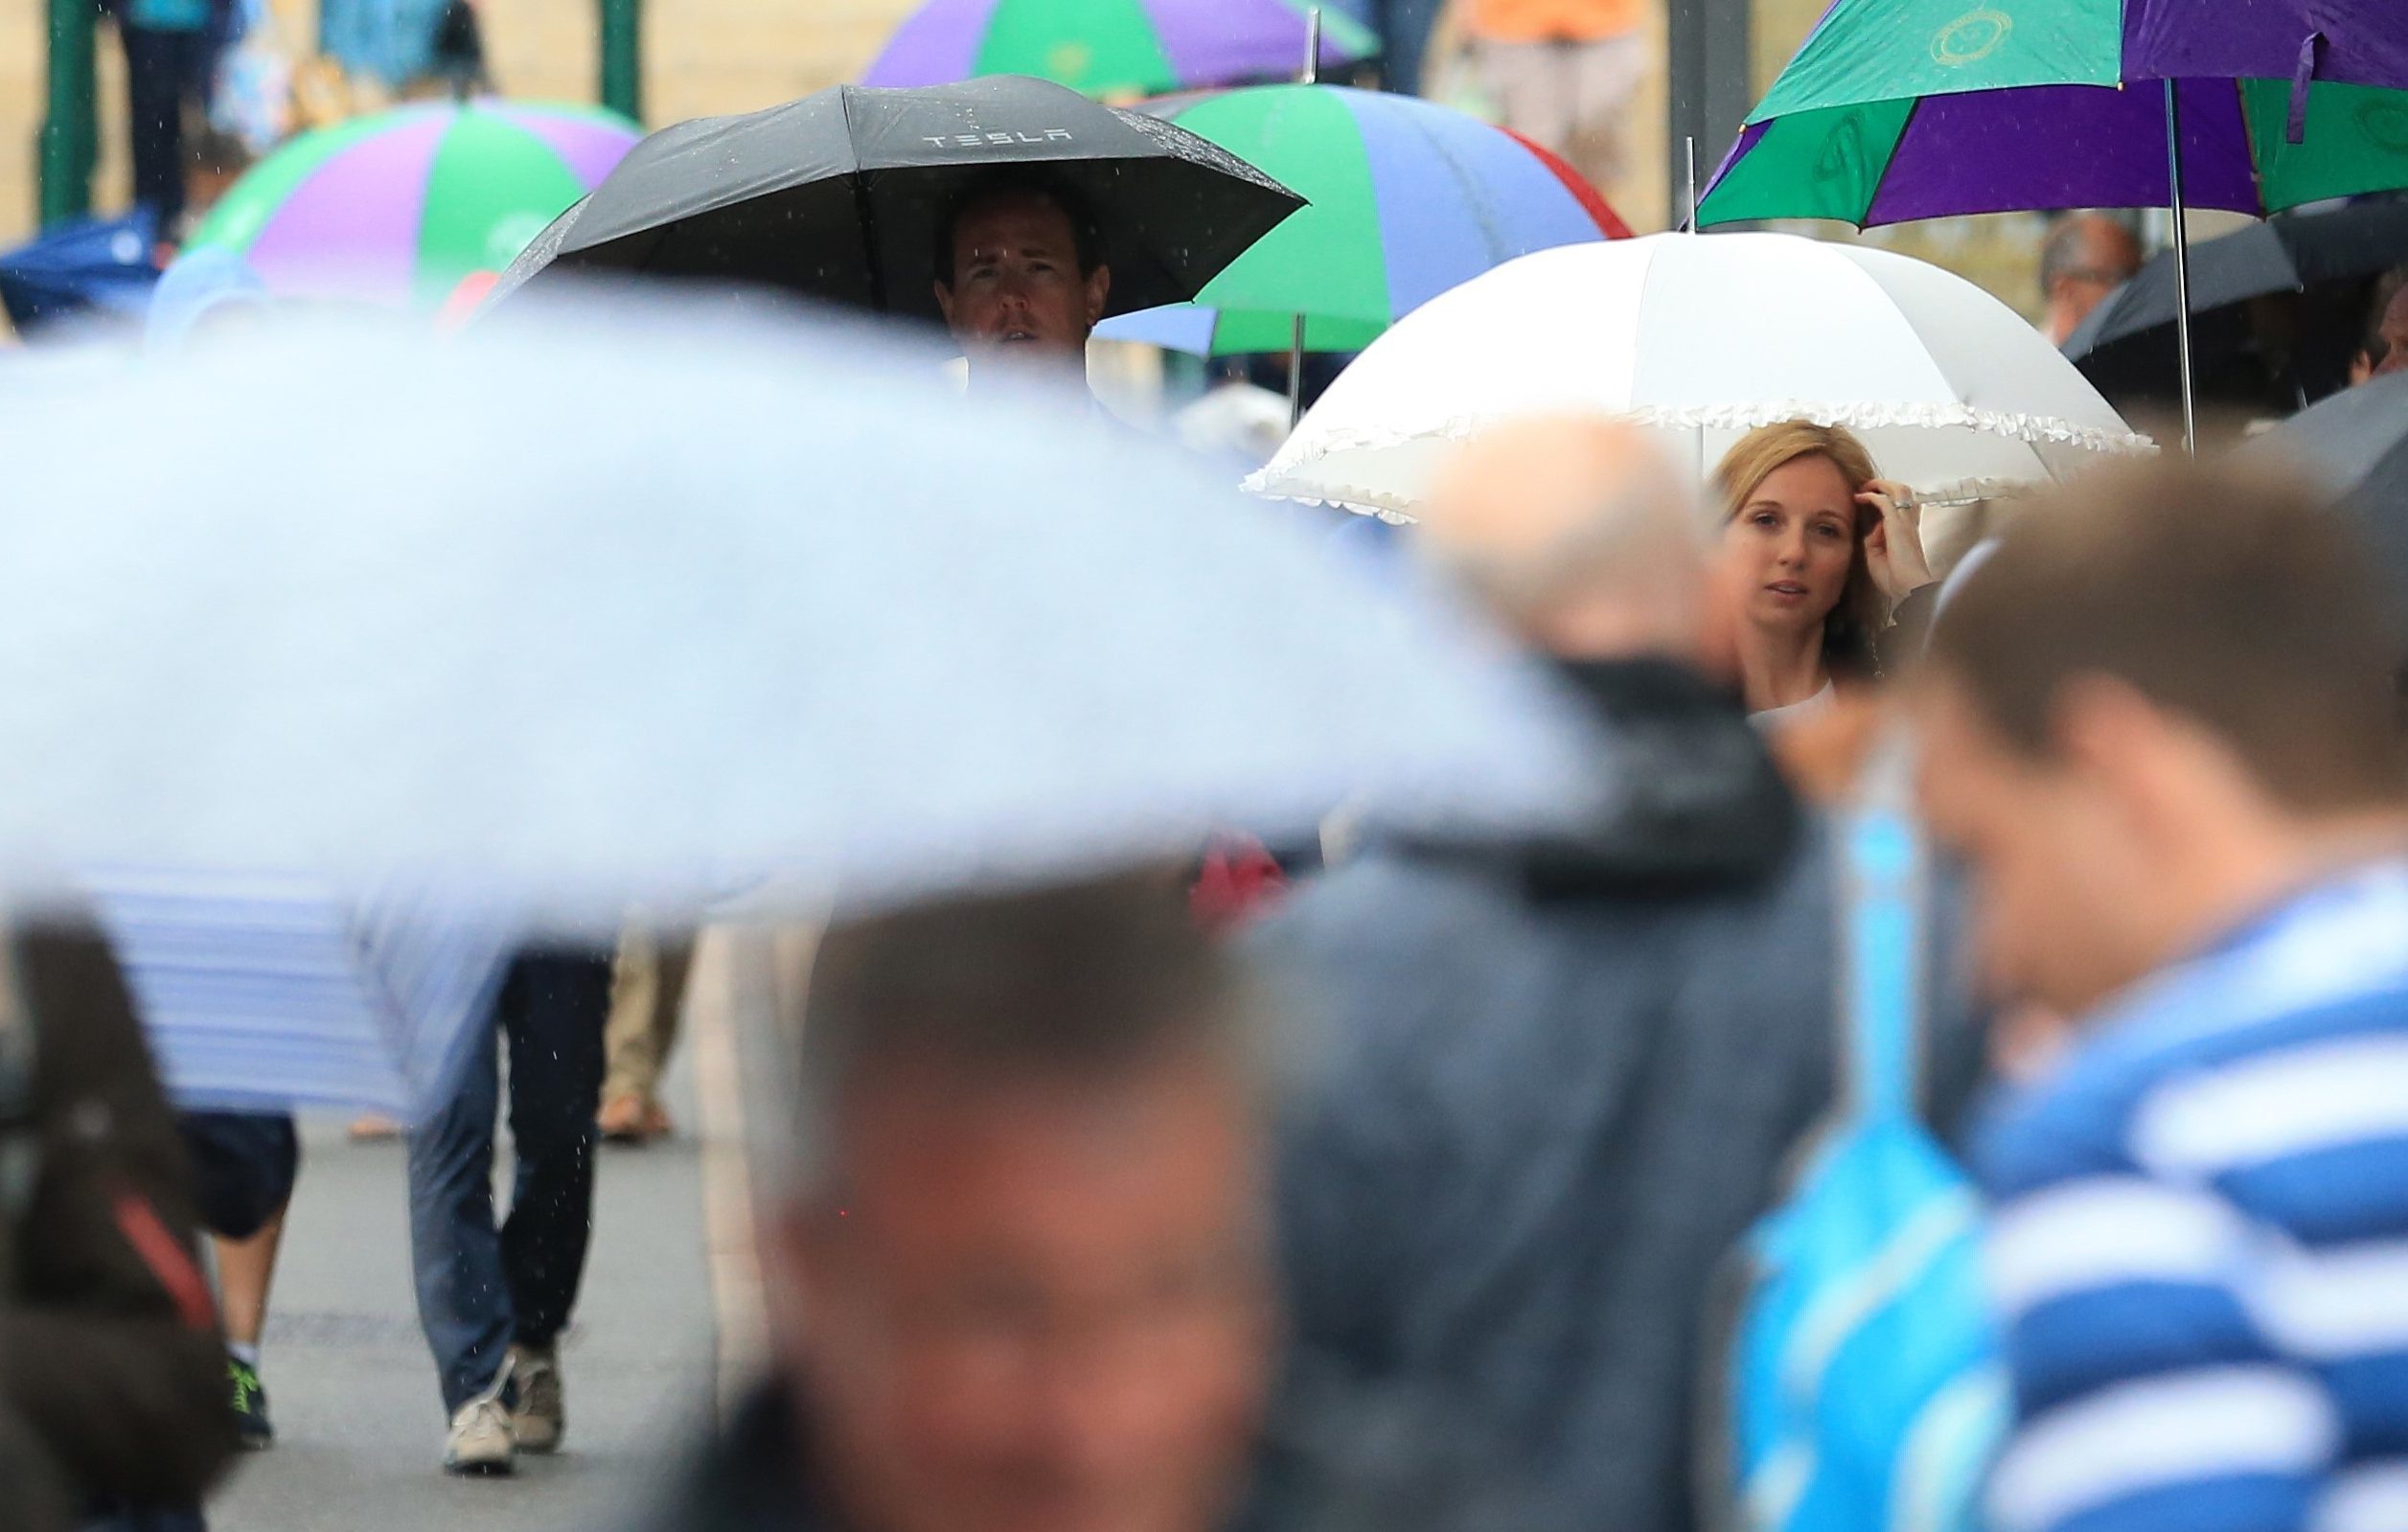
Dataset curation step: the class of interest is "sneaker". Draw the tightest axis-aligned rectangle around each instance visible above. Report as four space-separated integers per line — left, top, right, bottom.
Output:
443 1367 516 1476
227 1356 273 1450
508 1342 563 1454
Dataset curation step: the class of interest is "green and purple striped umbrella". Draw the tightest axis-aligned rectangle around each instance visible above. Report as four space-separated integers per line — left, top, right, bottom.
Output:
1698 0 2408 228
186 102 638 309
1102 85 1627 355
864 0 1376 100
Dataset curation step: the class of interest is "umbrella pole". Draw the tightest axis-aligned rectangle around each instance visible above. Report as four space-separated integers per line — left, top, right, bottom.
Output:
1287 8 1324 430
1683 136 1699 233
2163 79 2197 455
1288 314 1307 428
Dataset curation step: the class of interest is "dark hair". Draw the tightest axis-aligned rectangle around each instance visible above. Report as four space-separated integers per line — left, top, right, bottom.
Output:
185 126 251 178
797 875 1256 1188
1929 458 2408 812
930 171 1105 289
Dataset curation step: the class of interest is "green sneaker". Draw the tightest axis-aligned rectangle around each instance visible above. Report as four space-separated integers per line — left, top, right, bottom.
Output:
227 1355 273 1450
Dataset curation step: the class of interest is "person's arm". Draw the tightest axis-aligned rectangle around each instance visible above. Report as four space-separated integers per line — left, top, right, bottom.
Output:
0 927 238 1508
1982 1152 2333 1532
1859 481 1938 676
1873 583 1940 678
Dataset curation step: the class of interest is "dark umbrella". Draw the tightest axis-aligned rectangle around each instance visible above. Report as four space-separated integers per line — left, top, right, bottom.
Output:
491 75 1305 324
2250 370 2408 604
2066 198 2408 413
0 209 160 338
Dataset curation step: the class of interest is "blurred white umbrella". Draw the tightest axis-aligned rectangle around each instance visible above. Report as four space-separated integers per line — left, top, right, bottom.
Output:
1247 232 2153 519
0 306 1593 931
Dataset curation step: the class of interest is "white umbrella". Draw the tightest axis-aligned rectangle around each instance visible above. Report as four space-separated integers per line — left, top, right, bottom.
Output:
0 305 1594 932
1246 232 2154 519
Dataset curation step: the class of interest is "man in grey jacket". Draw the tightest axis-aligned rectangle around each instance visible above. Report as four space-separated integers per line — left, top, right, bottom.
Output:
1247 418 1977 1532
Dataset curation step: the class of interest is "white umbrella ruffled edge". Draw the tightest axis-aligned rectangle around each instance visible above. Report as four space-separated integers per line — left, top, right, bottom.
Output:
1244 400 2161 523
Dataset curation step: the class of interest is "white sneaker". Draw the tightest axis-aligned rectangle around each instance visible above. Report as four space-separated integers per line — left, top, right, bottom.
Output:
443 1365 516 1476
508 1343 563 1454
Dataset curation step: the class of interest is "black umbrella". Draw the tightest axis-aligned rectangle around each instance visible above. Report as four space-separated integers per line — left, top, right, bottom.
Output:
2065 198 2408 413
2249 370 2408 603
493 76 1304 324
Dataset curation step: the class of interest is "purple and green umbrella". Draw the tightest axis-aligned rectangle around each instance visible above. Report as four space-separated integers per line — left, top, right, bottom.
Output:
185 102 638 309
863 0 1376 100
1698 0 2408 227
1101 85 1627 355
1694 0 2408 447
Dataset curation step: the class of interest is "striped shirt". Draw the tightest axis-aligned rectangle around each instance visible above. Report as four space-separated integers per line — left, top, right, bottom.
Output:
1976 860 2408 1532
85 867 512 1118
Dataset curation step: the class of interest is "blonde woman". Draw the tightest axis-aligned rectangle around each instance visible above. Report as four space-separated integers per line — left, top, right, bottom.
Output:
1710 422 1936 720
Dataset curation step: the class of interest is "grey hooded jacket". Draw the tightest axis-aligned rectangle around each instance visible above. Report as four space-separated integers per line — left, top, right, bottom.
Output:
1245 659 1980 1532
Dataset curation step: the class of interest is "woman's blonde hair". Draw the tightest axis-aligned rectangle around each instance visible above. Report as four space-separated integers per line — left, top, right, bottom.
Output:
1710 421 1888 679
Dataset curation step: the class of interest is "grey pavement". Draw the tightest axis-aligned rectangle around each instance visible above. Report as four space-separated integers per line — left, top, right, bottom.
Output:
207 1061 720 1532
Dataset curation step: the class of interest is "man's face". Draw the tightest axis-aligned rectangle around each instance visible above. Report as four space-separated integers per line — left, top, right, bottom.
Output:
1913 676 2163 1017
778 1049 1272 1532
934 193 1112 374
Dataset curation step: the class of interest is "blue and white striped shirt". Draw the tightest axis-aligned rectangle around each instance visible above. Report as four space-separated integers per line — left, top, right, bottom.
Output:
1976 860 2408 1532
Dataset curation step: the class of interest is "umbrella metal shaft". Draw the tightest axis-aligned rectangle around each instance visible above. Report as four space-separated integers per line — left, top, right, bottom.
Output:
2164 79 2197 456
1289 7 1323 428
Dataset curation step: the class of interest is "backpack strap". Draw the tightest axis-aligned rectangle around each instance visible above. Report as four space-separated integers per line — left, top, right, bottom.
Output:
1840 736 1926 1125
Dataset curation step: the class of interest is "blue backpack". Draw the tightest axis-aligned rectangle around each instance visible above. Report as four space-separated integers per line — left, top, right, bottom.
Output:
1716 770 2007 1532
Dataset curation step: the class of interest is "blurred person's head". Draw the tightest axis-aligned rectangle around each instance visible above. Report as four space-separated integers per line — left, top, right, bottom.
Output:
2039 212 2142 345
1417 416 1704 662
1915 459 2408 1018
932 174 1112 392
1711 422 1888 691
769 877 1273 1532
183 127 253 231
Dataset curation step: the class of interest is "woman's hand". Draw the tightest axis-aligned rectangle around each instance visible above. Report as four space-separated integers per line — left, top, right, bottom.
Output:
1858 479 1936 605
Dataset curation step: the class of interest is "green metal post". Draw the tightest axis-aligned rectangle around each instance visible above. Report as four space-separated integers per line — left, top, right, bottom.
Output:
38 0 99 226
599 0 640 124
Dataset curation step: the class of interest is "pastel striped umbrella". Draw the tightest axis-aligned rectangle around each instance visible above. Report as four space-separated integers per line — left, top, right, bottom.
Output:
185 102 638 309
865 0 1376 100
1100 85 1628 355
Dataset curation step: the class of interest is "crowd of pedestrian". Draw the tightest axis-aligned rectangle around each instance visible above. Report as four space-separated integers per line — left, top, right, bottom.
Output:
8 13 2408 1532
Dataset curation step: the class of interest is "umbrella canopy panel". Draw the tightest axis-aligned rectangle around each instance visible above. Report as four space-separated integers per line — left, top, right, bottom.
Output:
864 0 1376 99
2249 369 2408 615
0 307 1593 923
1700 0 2408 228
1750 0 2408 115
500 77 1303 326
1705 76 2408 228
1247 232 2150 515
1100 84 1622 355
2065 196 2408 408
185 102 638 309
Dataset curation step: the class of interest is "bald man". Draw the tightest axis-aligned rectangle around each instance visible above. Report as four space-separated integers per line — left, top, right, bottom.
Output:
2040 213 2143 346
1246 419 1985 1532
